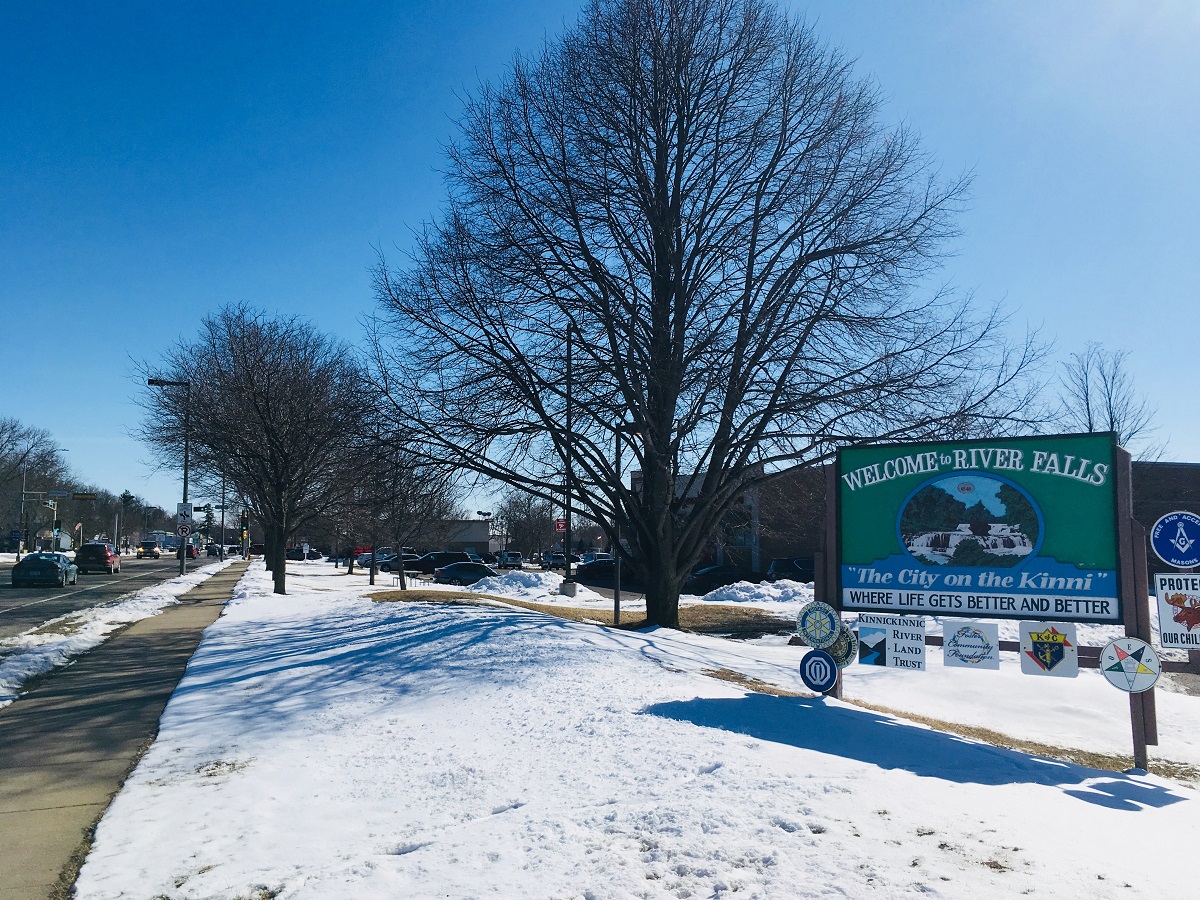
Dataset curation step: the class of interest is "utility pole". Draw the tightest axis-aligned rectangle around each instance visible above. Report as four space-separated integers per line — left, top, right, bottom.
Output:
147 377 191 575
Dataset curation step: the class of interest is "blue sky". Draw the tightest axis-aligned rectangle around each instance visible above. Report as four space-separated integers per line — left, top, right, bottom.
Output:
2 1 1196 510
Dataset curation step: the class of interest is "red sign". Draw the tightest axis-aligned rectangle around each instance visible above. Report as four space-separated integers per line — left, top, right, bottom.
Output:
554 518 567 533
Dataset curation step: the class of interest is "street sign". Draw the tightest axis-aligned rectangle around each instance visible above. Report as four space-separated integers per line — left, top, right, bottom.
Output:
177 523 192 537
1149 511 1200 569
799 650 839 693
1099 638 1161 693
71 492 97 500
554 518 567 533
9 530 20 544
47 489 70 499
1154 573 1200 650
177 502 194 523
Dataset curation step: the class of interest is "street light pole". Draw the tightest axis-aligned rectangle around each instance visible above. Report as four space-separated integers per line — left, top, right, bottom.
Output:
612 421 643 626
564 323 574 586
148 377 191 575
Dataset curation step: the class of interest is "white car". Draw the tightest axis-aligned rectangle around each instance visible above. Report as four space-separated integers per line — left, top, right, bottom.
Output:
497 551 524 568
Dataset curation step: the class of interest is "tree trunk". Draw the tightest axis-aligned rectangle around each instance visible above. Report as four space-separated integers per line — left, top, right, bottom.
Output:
644 560 682 629
273 522 287 594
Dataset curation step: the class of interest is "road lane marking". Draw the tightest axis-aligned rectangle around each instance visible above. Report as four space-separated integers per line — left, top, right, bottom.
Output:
0 568 176 615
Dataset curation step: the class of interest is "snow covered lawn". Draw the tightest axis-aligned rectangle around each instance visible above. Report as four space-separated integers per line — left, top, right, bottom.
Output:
75 563 1197 899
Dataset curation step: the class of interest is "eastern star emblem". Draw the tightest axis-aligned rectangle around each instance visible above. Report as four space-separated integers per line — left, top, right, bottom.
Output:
1170 522 1196 555
1099 638 1161 693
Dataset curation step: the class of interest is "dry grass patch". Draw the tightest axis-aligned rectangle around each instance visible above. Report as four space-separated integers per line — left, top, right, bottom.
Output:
697 669 1199 782
840 697 1200 782
369 589 794 636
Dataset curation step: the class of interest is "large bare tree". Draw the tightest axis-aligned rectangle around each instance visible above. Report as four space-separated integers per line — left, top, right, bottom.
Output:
1058 342 1162 458
138 305 363 593
371 0 1039 625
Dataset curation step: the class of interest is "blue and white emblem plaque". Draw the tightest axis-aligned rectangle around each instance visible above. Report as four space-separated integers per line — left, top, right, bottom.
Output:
800 649 839 693
1150 511 1200 569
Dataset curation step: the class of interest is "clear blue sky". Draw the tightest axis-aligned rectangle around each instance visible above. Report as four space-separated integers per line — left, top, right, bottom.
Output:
3 1 1196 510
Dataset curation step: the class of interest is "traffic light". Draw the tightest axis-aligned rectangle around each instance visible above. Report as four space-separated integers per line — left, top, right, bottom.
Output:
240 512 249 541
53 519 61 532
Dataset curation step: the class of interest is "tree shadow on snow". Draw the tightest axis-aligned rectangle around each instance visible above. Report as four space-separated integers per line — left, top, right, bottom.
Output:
643 694 1186 811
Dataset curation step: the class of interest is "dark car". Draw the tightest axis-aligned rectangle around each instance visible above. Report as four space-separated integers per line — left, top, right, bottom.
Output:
176 545 198 560
433 561 499 586
575 558 616 583
766 556 815 583
136 540 161 559
409 551 472 574
684 564 755 595
285 547 306 561
541 553 581 570
76 542 121 575
206 543 221 557
12 552 78 587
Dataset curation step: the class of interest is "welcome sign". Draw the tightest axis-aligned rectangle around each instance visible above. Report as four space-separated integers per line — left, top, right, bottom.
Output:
838 433 1121 625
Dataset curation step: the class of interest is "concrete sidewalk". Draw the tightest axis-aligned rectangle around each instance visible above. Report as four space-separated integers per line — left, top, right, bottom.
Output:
0 560 251 899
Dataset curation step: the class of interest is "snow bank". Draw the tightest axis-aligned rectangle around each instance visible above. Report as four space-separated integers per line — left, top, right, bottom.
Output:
469 569 606 603
0 559 233 708
698 578 814 610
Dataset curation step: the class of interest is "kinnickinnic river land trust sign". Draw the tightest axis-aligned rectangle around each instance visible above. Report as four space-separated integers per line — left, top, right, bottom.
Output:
838 433 1121 625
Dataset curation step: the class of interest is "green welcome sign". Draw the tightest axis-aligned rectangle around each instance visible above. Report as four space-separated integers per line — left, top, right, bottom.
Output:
838 433 1121 624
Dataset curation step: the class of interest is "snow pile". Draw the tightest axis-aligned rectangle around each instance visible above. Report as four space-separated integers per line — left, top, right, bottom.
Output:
698 578 814 611
74 563 1199 899
469 568 606 603
0 559 233 708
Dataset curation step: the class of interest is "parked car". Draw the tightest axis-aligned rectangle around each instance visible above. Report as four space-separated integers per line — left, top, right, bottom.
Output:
206 543 221 557
541 553 581 570
409 551 472 574
433 561 499 586
578 551 612 566
227 545 242 555
76 542 122 575
497 551 524 569
285 547 306 561
766 556 815 583
136 540 161 559
575 557 616 583
684 564 756 595
11 552 78 587
249 543 265 556
377 553 420 573
176 544 198 560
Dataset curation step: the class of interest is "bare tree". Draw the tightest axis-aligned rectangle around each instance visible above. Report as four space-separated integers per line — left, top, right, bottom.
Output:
371 0 1040 625
1058 342 1162 458
137 305 363 594
495 490 556 558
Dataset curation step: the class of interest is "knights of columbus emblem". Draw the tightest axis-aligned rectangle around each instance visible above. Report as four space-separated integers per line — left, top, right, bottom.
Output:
1027 627 1072 672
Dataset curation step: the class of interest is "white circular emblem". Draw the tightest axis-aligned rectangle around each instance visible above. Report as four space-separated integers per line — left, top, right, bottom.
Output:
1099 638 1161 694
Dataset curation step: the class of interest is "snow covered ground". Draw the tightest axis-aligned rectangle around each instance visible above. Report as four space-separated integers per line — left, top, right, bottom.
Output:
75 562 1198 899
0 558 233 708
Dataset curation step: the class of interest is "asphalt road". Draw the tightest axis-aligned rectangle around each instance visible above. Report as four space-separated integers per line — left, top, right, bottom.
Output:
0 556 190 640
